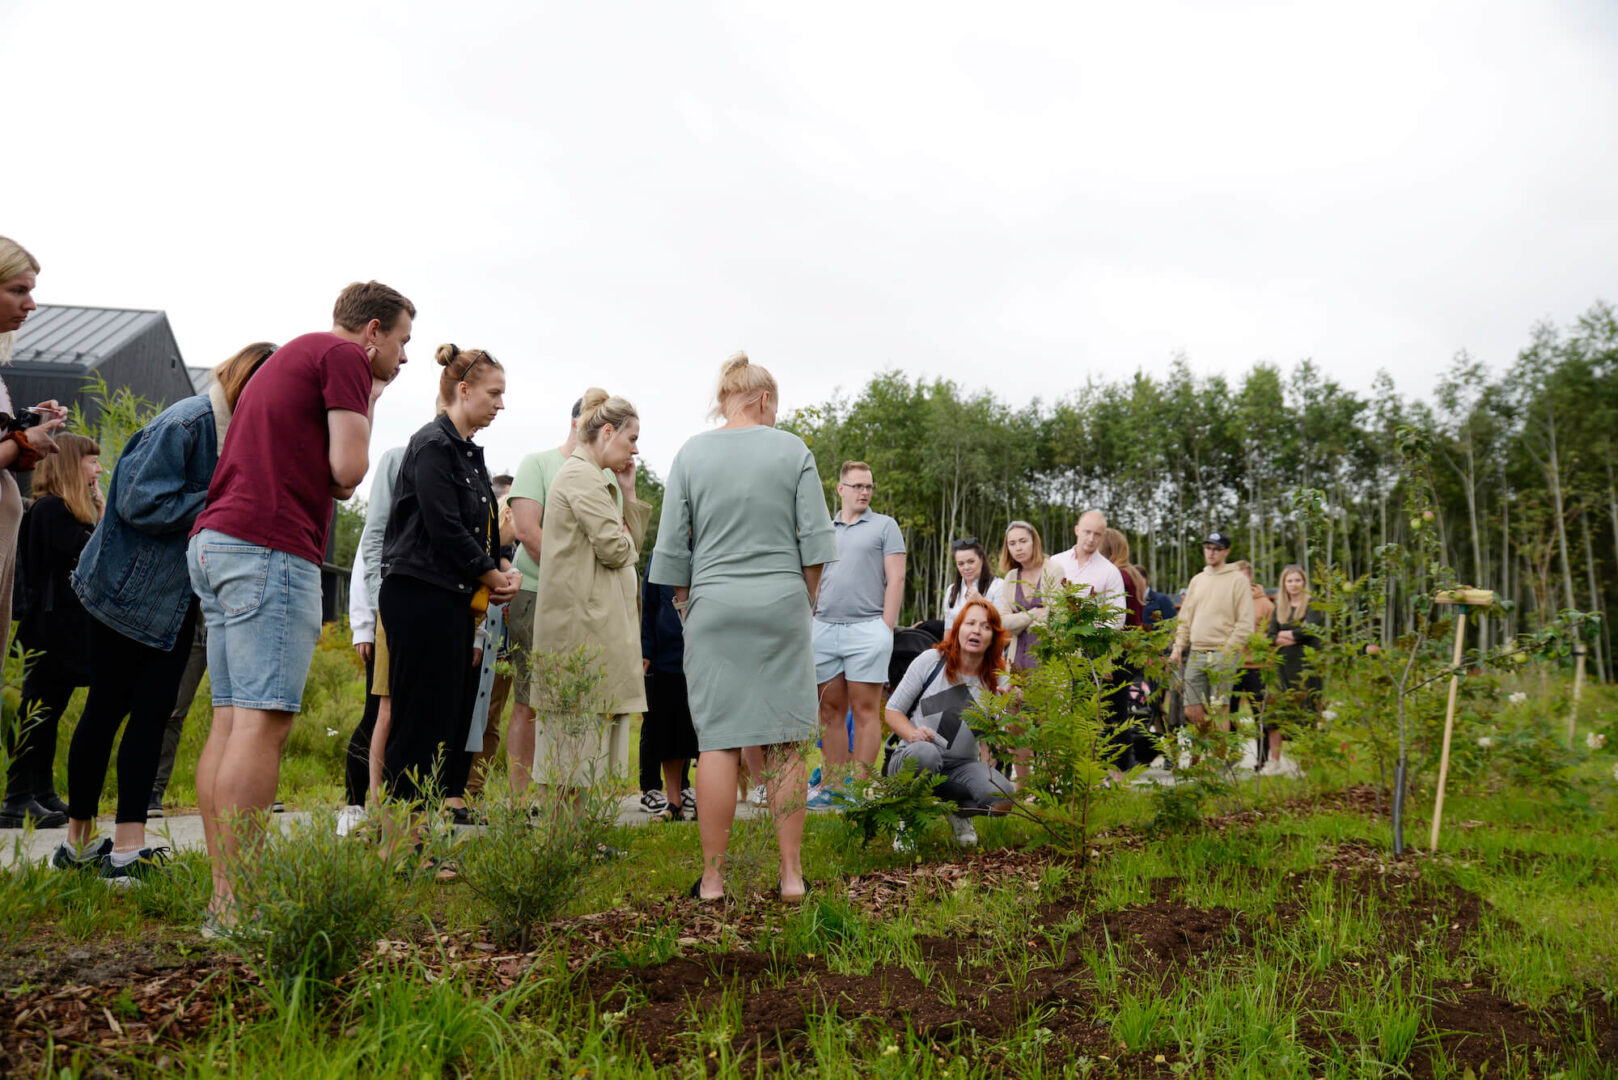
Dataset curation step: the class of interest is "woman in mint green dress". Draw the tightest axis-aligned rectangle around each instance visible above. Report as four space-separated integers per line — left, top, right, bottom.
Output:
648 353 836 902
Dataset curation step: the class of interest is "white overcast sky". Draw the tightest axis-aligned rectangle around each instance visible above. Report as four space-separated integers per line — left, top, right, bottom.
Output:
5 1 1615 495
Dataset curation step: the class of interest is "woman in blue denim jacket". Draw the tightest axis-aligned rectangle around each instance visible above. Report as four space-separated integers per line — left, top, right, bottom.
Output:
52 343 273 883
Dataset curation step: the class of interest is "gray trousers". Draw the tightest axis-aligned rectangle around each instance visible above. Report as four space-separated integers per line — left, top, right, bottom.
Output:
150 621 207 801
885 740 1013 809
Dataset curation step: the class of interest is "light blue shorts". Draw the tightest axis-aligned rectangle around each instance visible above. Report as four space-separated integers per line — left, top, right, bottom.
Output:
187 529 323 713
812 616 893 685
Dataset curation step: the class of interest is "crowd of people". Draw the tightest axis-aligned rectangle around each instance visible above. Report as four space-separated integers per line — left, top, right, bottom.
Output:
0 235 1327 918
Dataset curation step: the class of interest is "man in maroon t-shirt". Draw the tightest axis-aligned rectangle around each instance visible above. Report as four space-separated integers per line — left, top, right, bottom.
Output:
186 280 413 928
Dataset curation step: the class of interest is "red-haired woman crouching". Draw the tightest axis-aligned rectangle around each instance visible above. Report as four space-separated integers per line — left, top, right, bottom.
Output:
882 598 1015 847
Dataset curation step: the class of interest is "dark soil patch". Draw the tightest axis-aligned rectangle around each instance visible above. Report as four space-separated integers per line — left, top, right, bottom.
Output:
1088 900 1250 975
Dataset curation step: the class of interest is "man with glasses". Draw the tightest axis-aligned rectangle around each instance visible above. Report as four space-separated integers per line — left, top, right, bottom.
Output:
1168 530 1254 750
810 461 906 803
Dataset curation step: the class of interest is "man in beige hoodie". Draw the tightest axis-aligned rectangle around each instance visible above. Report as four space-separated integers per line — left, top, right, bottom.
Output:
1169 531 1254 737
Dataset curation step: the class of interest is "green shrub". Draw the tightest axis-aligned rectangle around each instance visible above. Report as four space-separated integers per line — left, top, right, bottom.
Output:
228 811 411 992
456 644 613 949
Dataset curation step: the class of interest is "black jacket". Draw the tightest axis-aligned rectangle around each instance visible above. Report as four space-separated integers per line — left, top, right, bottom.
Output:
380 414 498 595
16 494 96 681
640 579 685 674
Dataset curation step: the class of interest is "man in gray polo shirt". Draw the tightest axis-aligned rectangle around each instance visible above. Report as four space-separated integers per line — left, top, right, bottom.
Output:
812 461 906 796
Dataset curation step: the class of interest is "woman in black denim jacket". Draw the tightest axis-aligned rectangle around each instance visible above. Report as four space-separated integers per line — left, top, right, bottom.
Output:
379 346 520 811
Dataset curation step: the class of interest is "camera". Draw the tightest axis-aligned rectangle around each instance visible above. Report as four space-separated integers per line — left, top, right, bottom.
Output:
1 408 44 434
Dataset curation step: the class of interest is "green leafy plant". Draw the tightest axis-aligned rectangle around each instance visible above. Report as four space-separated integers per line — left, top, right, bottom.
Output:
837 761 954 849
972 583 1169 864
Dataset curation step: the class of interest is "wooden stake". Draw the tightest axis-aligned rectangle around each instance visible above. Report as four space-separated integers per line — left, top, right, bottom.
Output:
1568 644 1587 748
1429 610 1467 853
1428 589 1492 855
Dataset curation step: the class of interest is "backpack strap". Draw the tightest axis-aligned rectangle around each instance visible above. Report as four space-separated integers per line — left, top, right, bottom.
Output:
904 654 946 720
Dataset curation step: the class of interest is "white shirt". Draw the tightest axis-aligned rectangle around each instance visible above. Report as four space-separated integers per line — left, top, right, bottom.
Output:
1047 547 1127 628
941 576 1005 630
349 547 375 645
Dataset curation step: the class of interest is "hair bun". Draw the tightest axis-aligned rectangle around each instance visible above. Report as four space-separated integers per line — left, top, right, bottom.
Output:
722 351 750 375
434 343 461 367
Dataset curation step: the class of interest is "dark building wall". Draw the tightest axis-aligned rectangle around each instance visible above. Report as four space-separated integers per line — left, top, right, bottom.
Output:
3 320 193 421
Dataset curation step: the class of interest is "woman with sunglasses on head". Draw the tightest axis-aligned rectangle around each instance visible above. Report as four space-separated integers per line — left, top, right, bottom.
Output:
52 343 274 881
941 537 1003 630
380 346 519 818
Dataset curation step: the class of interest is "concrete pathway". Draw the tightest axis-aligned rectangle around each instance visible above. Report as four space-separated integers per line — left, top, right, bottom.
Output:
0 794 768 869
2 742 1302 868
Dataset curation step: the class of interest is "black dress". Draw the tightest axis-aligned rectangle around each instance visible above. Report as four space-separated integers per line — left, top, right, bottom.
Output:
5 496 95 803
1266 605 1326 713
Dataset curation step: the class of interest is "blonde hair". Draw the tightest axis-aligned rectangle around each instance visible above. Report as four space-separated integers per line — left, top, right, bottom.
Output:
711 351 778 421
577 386 638 444
0 236 41 365
1275 564 1311 623
1101 527 1147 603
212 342 276 413
32 433 102 525
999 520 1046 575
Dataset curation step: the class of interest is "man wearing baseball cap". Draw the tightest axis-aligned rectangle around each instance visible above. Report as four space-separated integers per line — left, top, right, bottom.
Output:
1169 530 1254 753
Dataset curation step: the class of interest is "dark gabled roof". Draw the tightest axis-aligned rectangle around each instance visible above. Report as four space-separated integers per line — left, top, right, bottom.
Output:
10 305 169 368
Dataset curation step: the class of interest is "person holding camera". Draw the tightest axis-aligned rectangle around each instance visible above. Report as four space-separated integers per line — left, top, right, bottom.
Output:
0 236 70 660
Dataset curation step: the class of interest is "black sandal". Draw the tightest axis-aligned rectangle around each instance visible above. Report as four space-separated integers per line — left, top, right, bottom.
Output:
688 877 722 903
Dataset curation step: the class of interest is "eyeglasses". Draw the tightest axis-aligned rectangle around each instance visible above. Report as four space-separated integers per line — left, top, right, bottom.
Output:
950 537 979 551
842 483 875 493
459 351 496 382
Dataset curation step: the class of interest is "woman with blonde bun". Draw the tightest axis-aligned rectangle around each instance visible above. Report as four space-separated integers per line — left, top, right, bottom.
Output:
649 352 837 902
380 345 519 811
529 388 652 814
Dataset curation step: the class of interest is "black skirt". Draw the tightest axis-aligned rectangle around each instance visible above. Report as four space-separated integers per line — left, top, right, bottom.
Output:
642 671 699 762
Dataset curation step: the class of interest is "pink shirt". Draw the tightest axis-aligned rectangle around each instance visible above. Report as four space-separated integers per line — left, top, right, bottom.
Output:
1047 547 1127 628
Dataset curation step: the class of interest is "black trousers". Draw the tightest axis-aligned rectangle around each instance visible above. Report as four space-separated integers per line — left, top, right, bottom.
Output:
5 651 86 800
66 603 199 823
380 575 477 805
344 651 381 807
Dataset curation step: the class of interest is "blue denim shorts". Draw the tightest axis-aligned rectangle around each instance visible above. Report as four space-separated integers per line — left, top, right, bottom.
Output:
812 616 893 685
186 529 323 713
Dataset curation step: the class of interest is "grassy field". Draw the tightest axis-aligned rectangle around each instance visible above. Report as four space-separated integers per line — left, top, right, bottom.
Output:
3 628 1617 1078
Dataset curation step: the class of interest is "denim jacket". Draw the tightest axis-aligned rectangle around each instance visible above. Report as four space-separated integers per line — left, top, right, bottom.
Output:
73 393 218 651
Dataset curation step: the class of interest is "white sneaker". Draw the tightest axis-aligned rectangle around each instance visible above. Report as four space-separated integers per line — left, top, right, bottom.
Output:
948 814 978 847
892 821 914 853
681 787 697 818
748 784 768 808
335 805 366 836
639 789 669 815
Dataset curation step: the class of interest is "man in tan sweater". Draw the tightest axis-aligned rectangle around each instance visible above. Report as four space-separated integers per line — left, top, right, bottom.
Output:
1169 531 1254 737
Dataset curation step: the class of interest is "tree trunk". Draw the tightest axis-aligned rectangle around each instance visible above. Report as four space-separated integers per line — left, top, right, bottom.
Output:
1581 506 1607 683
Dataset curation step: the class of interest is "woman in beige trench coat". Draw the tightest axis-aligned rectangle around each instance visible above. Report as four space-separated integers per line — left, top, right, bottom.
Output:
530 389 651 791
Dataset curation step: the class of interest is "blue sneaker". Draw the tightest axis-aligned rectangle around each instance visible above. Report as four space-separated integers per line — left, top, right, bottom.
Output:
51 837 112 871
805 785 835 811
99 846 172 887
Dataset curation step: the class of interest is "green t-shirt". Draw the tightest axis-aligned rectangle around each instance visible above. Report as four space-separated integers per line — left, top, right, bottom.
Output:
509 447 621 593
